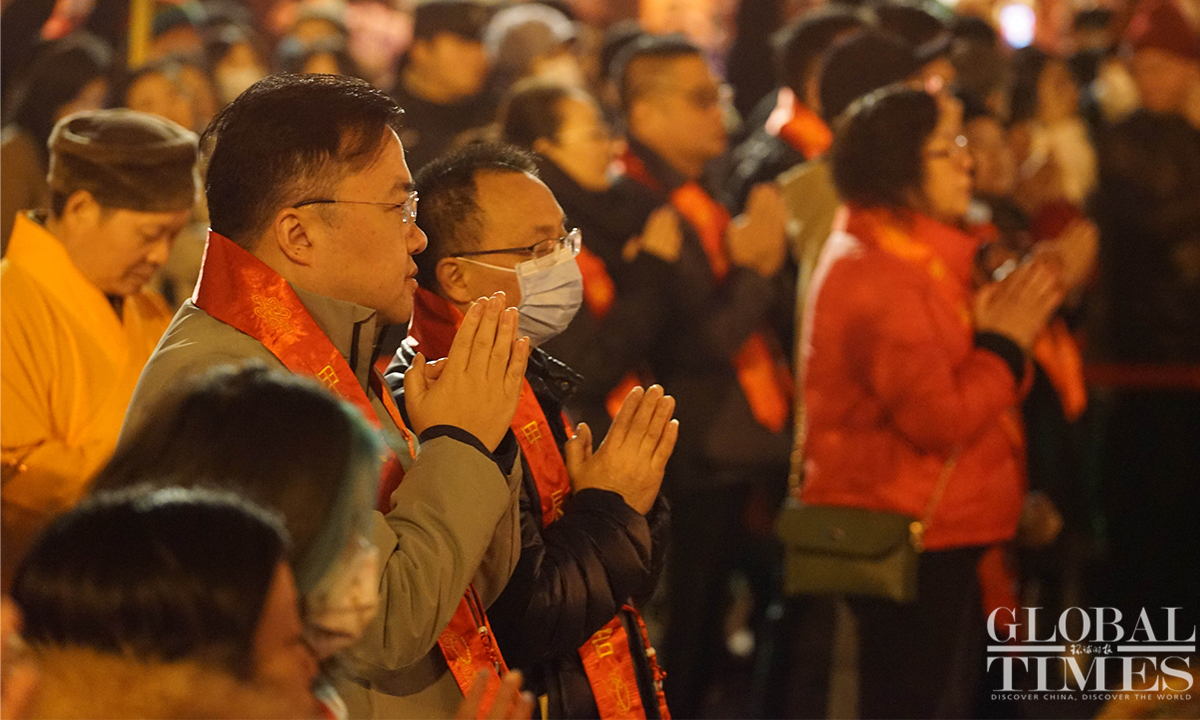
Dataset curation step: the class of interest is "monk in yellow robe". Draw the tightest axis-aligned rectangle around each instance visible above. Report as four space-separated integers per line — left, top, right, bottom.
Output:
1 110 197 588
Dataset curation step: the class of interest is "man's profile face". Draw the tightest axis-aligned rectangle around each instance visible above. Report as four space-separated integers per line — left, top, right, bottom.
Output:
308 129 428 324
640 55 728 163
67 195 190 297
446 171 567 308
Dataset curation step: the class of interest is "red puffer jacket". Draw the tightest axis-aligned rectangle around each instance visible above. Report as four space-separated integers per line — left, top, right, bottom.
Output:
799 206 1028 550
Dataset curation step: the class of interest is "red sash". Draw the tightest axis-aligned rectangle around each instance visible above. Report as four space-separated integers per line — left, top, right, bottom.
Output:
774 98 833 160
622 148 793 433
192 233 507 713
407 287 670 719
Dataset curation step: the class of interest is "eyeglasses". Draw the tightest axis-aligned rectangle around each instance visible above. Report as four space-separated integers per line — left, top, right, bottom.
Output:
452 228 582 259
925 135 969 160
292 191 419 224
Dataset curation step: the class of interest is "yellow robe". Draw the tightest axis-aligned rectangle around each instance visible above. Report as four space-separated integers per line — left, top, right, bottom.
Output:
1 213 172 587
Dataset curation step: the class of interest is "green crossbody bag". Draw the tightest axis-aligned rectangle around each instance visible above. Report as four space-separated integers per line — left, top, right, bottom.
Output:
775 455 958 604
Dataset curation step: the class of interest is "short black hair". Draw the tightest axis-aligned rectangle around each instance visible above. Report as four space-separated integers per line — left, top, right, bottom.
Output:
600 20 646 83
830 85 939 209
201 73 403 247
613 33 704 113
773 8 866 98
818 29 921 123
12 486 289 678
499 79 576 149
413 142 539 290
870 0 948 48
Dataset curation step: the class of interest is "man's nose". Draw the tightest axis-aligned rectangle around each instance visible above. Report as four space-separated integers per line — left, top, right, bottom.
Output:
147 236 174 267
409 224 429 256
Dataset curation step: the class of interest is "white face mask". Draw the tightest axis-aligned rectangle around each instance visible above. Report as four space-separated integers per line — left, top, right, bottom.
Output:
460 243 583 347
302 536 380 659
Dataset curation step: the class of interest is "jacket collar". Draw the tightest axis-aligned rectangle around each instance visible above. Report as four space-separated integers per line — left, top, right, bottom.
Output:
843 205 982 288
4 212 133 365
289 283 381 390
624 135 690 194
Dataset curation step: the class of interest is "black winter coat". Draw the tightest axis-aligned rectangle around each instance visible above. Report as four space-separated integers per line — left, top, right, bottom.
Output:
613 139 795 493
535 157 674 437
386 347 670 719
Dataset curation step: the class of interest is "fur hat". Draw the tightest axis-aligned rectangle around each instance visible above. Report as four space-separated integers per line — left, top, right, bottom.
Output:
46 109 198 213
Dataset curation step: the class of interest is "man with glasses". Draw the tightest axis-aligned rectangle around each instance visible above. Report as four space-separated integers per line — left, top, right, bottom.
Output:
387 142 678 719
611 34 794 717
122 74 531 718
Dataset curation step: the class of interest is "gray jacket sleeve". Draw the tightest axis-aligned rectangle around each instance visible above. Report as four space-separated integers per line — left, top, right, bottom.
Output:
343 434 522 673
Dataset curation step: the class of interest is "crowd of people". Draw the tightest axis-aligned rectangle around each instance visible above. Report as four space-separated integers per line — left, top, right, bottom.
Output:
1 0 1199 718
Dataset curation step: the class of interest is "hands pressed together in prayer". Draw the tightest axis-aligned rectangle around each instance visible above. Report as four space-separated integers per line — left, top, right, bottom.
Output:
564 385 679 515
404 292 530 452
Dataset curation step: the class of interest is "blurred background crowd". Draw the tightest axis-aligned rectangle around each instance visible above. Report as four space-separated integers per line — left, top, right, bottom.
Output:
1 0 1199 717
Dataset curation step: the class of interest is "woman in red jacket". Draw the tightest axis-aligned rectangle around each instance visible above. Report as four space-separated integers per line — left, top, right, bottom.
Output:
800 86 1064 718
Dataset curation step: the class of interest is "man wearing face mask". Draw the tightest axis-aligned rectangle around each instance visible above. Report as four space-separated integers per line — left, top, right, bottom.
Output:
386 143 678 719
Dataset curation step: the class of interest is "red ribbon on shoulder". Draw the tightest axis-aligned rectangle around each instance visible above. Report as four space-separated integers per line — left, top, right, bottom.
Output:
193 233 507 713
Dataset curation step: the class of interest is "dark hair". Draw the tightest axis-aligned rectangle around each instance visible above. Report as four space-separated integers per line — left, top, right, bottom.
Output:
818 29 921 123
950 15 998 44
201 73 403 247
957 88 995 124
613 33 704 113
773 8 866 97
870 0 948 48
1008 46 1052 125
600 20 646 83
831 85 939 209
12 486 288 678
413 142 539 289
499 80 575 149
3 33 112 159
92 363 380 595
1073 7 1113 32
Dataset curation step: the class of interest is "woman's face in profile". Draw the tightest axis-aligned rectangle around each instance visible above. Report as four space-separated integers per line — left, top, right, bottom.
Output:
918 96 974 224
538 95 614 192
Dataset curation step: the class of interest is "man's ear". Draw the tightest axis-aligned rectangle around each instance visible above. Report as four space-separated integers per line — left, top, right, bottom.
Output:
62 189 101 226
435 257 474 305
271 207 315 266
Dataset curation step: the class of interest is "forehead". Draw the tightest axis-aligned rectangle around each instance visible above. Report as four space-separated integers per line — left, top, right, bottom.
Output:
474 171 564 248
657 55 717 89
336 128 412 194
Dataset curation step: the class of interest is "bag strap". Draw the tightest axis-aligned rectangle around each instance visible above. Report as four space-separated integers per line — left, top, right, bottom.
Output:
909 452 959 553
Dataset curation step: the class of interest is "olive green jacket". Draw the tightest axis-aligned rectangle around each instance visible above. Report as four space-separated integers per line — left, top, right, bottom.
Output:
122 285 522 719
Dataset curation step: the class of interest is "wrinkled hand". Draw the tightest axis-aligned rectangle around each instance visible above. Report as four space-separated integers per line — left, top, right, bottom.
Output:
405 293 531 451
727 183 788 278
455 670 535 720
974 257 1065 351
564 385 678 515
1033 219 1098 293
